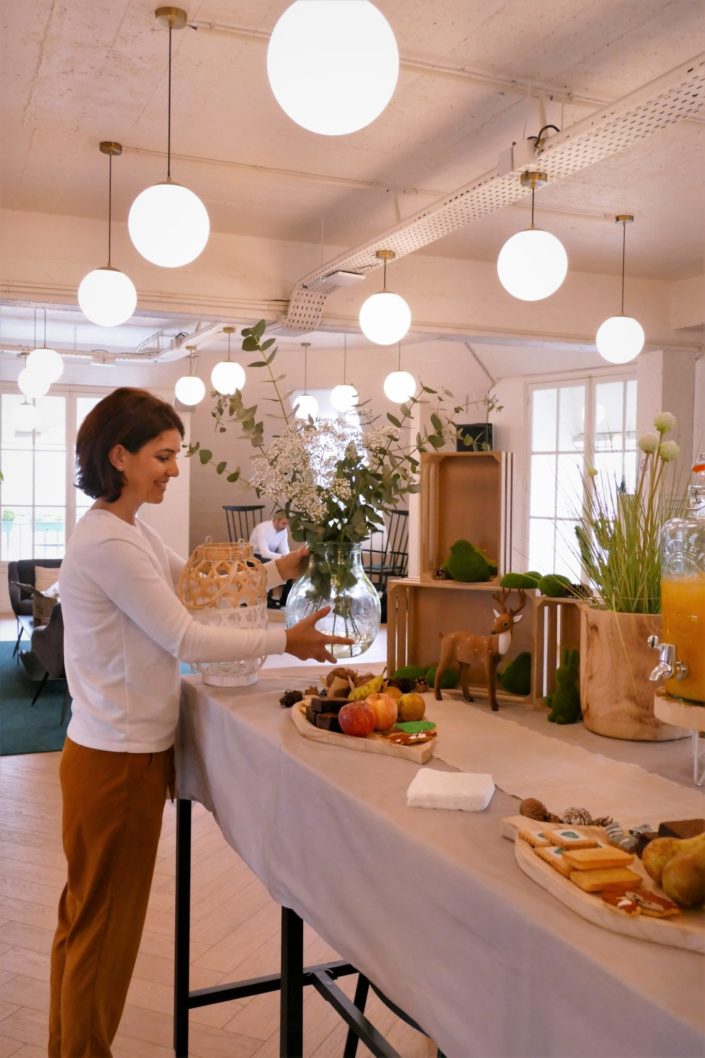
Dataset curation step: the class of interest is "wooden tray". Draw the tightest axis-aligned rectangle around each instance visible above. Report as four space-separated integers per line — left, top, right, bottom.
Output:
290 702 435 763
502 816 705 954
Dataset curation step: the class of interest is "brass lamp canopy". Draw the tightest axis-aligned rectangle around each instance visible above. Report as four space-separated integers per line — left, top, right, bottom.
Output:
615 213 634 224
99 141 122 157
520 171 548 190
375 249 396 263
155 6 188 30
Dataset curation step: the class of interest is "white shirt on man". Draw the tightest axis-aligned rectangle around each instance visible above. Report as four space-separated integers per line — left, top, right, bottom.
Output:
60 509 286 753
250 519 290 560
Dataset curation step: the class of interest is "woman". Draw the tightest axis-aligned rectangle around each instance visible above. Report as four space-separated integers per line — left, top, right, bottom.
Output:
48 387 350 1058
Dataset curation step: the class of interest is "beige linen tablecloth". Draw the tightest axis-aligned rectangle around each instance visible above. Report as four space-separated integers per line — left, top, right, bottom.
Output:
177 673 705 1058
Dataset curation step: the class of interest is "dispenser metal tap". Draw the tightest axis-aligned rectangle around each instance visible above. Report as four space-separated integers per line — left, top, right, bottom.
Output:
647 635 689 682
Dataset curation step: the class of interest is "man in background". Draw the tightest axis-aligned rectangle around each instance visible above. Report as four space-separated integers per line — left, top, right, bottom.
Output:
250 512 292 608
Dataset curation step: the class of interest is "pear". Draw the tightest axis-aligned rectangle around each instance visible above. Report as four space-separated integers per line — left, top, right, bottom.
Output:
642 832 705 885
661 852 705 909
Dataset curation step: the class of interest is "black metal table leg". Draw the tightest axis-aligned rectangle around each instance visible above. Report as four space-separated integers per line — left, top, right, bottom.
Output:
280 906 304 1058
174 798 192 1058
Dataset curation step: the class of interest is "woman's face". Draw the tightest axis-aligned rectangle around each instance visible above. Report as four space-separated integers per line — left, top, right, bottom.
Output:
111 429 181 506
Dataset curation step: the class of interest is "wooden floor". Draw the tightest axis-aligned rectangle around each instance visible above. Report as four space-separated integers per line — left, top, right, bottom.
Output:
0 618 436 1058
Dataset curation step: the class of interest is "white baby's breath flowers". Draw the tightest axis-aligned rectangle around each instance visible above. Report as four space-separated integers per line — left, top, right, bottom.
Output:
654 412 677 434
659 440 680 463
638 433 660 454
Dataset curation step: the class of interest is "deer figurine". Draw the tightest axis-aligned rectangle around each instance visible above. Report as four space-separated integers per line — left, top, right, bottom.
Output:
433 588 527 711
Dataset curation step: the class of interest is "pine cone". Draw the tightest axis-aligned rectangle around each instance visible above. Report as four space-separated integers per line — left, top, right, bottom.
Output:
279 689 304 709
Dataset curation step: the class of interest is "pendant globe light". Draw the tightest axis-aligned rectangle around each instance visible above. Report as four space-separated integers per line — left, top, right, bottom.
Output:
26 309 63 385
595 214 645 364
211 326 246 395
330 335 358 412
128 7 209 268
293 342 319 419
497 171 568 301
383 342 416 403
359 249 411 346
267 0 399 136
175 346 206 406
78 142 138 327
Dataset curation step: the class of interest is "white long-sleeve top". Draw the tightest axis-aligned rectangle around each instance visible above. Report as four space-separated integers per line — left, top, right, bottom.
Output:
60 509 286 753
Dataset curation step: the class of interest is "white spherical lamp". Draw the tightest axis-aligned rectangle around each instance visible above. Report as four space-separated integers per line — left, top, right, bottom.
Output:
330 383 358 412
78 266 137 327
359 291 411 345
211 360 246 396
175 373 206 406
383 370 416 403
27 345 64 384
13 401 38 433
596 215 645 365
18 366 51 399
129 182 210 268
293 393 319 419
497 228 568 301
267 0 399 135
596 315 645 364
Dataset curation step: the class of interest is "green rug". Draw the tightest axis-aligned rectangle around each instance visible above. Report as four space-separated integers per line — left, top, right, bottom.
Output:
0 640 69 755
0 642 193 757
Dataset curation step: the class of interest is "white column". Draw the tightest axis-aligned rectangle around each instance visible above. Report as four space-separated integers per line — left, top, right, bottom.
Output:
636 348 698 489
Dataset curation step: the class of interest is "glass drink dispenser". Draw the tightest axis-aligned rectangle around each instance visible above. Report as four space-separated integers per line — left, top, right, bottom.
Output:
649 454 705 703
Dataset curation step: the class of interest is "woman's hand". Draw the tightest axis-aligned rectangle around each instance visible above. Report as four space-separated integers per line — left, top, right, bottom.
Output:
275 545 309 582
285 606 354 662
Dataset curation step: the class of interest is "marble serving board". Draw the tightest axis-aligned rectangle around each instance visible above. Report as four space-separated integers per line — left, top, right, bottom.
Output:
501 816 705 954
290 700 435 763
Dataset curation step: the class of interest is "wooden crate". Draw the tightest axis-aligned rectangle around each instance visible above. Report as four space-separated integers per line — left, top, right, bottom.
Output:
531 597 583 703
419 451 513 578
386 578 536 704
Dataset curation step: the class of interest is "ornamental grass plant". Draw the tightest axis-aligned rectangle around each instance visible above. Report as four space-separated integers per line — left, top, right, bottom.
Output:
575 412 682 614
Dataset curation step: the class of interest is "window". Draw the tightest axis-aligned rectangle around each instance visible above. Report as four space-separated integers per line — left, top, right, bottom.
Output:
527 376 637 580
0 389 103 561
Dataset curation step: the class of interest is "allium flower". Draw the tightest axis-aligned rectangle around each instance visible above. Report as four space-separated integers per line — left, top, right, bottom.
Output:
654 412 676 434
659 440 680 463
638 433 660 454
587 466 598 478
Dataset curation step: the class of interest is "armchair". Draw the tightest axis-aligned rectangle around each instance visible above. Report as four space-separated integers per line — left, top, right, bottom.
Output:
30 602 71 724
8 558 62 656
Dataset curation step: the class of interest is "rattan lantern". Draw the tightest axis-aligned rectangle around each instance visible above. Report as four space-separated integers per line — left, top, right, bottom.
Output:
178 540 267 687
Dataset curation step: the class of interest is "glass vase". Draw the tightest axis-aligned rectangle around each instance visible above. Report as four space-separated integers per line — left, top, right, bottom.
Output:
284 542 381 659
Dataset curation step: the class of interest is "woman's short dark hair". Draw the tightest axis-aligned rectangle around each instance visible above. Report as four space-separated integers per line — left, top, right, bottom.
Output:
76 387 185 501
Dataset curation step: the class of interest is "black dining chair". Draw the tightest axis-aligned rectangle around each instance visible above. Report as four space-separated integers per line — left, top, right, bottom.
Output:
343 973 446 1058
364 509 409 621
30 602 72 725
223 504 265 543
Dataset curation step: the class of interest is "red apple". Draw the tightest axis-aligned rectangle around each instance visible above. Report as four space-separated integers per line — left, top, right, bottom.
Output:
365 692 398 731
338 701 376 737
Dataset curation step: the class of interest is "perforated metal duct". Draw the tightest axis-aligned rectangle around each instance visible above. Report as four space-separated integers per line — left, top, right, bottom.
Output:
273 52 705 335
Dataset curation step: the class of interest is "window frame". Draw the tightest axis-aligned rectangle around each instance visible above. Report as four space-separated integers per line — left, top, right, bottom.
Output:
525 369 637 579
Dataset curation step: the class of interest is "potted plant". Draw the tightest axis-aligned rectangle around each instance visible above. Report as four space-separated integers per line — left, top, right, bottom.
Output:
576 412 688 740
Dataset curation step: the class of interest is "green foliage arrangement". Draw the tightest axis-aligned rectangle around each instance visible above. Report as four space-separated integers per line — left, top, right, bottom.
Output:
442 539 497 582
188 321 459 551
545 649 581 724
575 412 681 614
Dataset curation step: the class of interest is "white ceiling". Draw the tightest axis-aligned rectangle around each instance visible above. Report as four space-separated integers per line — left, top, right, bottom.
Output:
2 0 705 371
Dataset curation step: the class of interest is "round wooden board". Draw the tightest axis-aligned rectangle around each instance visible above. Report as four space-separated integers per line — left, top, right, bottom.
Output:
513 832 705 954
289 701 435 763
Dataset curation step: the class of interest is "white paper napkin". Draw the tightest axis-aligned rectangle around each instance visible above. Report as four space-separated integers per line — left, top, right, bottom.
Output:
406 769 495 811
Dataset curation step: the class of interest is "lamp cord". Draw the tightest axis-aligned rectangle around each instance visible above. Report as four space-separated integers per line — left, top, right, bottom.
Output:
620 218 626 315
167 22 173 180
530 185 535 228
343 334 347 384
397 341 401 371
382 255 388 292
304 346 308 394
107 150 113 267
226 331 231 362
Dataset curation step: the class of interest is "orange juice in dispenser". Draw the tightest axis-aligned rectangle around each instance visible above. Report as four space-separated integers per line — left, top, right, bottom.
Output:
650 455 705 703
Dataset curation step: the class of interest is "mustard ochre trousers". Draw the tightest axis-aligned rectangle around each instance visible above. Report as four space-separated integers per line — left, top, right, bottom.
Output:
49 737 173 1058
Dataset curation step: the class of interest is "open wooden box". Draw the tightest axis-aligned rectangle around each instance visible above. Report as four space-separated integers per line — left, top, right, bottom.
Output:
419 451 513 579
